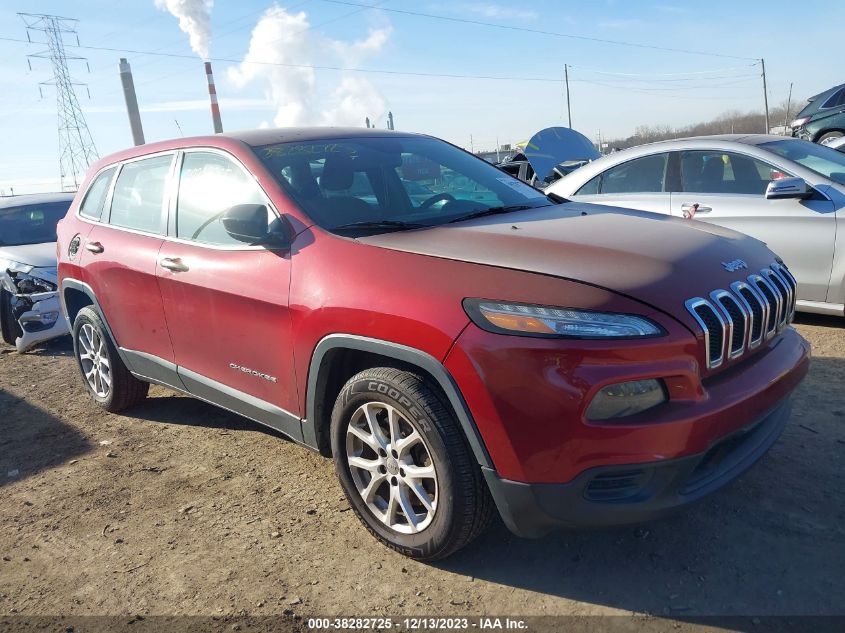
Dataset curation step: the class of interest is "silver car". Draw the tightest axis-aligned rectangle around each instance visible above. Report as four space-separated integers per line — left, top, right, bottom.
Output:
0 193 73 351
546 135 845 316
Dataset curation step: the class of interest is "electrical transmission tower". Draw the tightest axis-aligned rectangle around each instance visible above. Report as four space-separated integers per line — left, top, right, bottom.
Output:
20 13 98 192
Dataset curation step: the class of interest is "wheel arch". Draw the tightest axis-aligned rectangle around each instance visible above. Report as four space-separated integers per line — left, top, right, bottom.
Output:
305 334 493 469
814 128 845 143
61 278 130 366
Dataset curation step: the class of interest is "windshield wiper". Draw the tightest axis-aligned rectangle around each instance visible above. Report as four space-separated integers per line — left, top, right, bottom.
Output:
446 204 549 224
332 219 430 233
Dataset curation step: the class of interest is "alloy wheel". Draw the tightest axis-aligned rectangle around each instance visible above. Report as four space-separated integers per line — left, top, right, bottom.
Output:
345 401 438 534
77 323 111 398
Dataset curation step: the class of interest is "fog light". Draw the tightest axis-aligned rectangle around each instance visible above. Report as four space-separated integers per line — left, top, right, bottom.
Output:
20 311 59 326
586 379 667 421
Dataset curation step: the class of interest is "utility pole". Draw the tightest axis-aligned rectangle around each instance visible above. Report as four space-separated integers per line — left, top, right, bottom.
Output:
20 13 98 191
782 82 794 135
564 64 572 128
760 58 770 134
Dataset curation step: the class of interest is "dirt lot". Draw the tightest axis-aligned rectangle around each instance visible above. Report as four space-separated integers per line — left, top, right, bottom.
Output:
1 316 843 624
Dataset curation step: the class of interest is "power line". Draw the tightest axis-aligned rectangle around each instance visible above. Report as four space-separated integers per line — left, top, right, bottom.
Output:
568 63 760 77
316 0 759 61
0 35 768 89
0 35 570 83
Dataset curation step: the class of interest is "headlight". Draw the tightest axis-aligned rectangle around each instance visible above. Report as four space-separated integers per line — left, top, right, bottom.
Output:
586 379 668 420
463 299 663 339
5 261 34 275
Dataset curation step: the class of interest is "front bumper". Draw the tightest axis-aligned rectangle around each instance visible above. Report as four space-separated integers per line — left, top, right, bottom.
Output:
485 396 792 538
14 293 69 352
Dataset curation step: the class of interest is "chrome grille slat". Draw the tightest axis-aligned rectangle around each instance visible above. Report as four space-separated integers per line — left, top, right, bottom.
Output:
771 263 797 322
686 262 795 370
685 298 725 369
710 289 747 358
763 269 789 329
730 281 764 349
749 273 780 338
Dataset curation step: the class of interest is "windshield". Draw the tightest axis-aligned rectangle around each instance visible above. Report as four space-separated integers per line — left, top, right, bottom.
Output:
761 139 845 186
0 200 71 246
254 135 550 233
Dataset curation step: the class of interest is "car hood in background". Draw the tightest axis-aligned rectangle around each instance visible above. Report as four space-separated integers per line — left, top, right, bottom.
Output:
0 242 58 270
524 127 600 183
358 203 780 324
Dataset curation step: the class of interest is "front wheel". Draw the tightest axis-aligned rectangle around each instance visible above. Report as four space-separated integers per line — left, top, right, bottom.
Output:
330 367 494 560
818 130 844 145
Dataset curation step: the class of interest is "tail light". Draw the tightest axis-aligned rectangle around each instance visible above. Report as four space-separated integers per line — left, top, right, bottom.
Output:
790 116 811 128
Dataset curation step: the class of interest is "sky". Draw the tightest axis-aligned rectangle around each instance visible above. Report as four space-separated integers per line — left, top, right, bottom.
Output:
0 0 842 194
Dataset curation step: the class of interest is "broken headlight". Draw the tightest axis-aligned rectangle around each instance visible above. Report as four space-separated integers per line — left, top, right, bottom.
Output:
4 262 58 294
11 271 57 294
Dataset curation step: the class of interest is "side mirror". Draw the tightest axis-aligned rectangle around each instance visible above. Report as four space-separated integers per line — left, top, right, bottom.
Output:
221 204 292 249
765 177 811 199
222 204 269 243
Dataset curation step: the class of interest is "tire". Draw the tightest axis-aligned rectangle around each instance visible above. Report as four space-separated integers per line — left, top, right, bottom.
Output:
0 288 22 346
330 367 494 560
818 131 844 145
72 306 149 412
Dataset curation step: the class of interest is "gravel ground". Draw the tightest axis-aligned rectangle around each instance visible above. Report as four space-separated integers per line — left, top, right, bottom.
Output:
1 316 843 624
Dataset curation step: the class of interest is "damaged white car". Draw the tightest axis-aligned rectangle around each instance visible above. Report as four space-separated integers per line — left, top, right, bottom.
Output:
0 193 74 352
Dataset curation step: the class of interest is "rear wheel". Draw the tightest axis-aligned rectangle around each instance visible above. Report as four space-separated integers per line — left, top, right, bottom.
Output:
72 306 148 412
330 367 494 560
818 130 844 145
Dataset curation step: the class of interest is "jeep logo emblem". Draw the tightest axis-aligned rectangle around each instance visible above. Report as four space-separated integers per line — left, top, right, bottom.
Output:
722 259 748 272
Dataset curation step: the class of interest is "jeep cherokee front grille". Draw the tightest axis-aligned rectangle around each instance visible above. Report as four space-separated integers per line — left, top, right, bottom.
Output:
685 263 797 370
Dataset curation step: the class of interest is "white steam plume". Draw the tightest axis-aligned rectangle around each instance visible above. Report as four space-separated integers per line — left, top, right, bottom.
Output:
155 0 214 59
228 5 391 127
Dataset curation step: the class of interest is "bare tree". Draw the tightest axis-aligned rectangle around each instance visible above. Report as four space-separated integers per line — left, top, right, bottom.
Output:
605 101 808 150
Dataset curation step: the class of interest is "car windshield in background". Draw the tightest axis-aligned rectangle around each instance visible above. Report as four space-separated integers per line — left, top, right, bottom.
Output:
761 139 845 186
254 135 550 233
0 200 71 246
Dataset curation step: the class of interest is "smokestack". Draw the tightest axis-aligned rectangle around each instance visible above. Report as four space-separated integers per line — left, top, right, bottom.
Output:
204 61 223 134
365 117 371 129
119 58 145 146
387 111 394 130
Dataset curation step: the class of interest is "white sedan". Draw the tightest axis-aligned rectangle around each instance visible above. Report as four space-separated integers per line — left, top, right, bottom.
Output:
546 135 845 316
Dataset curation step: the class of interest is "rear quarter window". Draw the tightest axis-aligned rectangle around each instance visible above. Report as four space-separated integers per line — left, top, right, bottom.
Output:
821 88 845 109
79 167 116 220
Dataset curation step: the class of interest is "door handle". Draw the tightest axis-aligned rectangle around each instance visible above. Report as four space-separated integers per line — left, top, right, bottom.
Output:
84 241 104 254
160 257 189 273
681 203 712 218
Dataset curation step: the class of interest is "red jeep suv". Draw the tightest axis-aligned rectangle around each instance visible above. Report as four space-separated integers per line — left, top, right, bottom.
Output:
57 128 810 560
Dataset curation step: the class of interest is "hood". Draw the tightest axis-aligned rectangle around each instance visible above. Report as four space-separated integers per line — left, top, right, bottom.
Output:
0 242 58 270
524 126 599 182
357 203 780 326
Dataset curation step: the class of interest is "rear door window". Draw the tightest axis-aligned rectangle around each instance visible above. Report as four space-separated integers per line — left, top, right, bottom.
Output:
576 174 601 195
595 154 669 194
108 154 173 234
79 167 116 220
